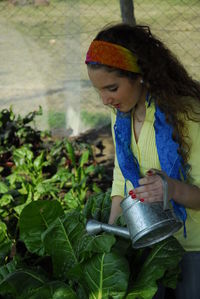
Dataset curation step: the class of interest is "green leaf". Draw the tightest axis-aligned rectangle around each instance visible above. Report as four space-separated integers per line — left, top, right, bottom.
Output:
0 240 12 264
19 200 64 256
85 164 96 174
0 269 46 298
79 150 89 167
0 222 12 263
0 194 13 206
33 151 45 171
79 233 116 260
46 168 72 184
83 252 129 299
13 146 33 166
43 211 84 279
66 141 76 167
126 288 156 299
22 106 43 125
83 190 111 223
64 190 80 209
0 260 16 281
14 200 32 216
27 281 78 299
126 237 184 299
43 210 116 280
0 260 77 299
92 183 102 194
0 222 9 244
34 182 59 200
0 182 9 194
161 263 182 289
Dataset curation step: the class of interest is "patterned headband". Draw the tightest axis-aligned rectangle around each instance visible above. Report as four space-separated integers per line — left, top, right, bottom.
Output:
85 40 141 74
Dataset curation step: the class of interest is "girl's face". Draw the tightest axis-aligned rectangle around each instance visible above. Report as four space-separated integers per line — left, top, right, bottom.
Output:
87 67 146 113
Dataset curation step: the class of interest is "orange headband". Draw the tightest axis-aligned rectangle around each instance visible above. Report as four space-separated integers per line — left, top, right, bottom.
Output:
85 40 141 74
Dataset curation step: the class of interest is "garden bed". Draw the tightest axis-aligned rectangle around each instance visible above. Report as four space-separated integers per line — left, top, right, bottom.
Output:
0 107 184 299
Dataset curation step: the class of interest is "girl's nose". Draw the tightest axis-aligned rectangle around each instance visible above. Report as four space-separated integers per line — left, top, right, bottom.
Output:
101 94 113 106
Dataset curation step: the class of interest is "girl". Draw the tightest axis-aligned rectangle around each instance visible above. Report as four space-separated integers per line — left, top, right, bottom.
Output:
85 23 200 299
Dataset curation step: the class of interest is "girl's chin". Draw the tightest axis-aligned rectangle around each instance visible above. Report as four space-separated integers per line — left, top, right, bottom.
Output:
118 107 132 113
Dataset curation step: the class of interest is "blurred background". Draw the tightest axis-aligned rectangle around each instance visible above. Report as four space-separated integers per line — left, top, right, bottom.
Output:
0 0 199 136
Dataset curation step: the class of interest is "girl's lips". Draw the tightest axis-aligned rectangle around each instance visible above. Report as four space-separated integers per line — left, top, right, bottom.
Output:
114 104 120 109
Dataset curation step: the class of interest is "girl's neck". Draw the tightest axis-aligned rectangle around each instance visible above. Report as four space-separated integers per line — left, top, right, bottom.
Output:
134 88 148 121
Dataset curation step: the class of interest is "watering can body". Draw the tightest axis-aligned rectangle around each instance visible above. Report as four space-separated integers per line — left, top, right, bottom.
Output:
86 172 183 249
120 195 182 248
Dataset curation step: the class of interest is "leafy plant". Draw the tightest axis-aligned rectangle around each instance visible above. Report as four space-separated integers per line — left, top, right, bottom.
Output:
0 198 184 299
0 107 185 298
0 106 43 152
1 137 103 217
0 199 128 299
0 106 47 177
63 140 99 209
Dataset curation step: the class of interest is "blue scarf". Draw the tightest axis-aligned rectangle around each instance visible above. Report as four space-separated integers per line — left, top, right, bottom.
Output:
114 98 187 237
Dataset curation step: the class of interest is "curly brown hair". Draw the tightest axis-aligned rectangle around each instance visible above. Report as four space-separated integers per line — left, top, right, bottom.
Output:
88 23 200 165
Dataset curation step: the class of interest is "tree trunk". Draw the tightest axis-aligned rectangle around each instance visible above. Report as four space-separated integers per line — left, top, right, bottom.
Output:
120 0 136 26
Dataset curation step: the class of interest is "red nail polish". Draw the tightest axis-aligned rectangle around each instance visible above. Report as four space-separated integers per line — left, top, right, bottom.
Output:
140 198 144 202
131 194 136 199
129 190 134 195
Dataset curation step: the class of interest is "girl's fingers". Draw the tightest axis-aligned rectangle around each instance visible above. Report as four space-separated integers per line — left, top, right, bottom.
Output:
143 195 163 203
133 190 163 201
135 181 161 194
139 174 162 186
131 170 168 202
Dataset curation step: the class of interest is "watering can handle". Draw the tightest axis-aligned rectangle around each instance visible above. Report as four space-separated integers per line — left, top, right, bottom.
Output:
152 170 169 210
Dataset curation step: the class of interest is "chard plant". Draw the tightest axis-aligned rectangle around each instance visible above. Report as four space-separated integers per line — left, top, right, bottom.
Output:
0 107 185 298
0 197 184 299
0 107 45 174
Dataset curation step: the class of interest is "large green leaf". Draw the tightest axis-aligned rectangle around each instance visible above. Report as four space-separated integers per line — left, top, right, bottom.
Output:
0 260 16 280
43 210 116 280
0 263 77 299
27 281 78 299
43 215 81 280
0 268 46 298
80 233 116 259
83 252 129 299
126 237 184 299
19 200 64 256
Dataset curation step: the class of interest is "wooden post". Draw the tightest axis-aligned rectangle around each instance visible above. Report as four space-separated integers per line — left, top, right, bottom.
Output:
120 0 136 25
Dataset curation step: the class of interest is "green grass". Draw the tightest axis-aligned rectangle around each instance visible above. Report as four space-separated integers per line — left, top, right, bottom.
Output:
81 110 110 128
48 111 66 129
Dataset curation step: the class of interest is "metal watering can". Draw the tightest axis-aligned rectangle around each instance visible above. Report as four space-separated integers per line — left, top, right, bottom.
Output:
86 171 183 249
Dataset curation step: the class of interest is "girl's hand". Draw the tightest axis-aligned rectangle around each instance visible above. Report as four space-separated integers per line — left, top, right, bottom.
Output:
130 169 174 203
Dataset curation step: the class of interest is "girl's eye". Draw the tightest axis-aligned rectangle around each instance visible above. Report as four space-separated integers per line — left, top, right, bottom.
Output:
109 86 118 92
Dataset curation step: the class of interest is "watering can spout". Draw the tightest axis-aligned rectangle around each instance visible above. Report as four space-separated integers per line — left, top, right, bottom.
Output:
86 219 130 239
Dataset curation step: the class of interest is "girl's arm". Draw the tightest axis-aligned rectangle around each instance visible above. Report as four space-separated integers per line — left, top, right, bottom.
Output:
108 195 123 224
